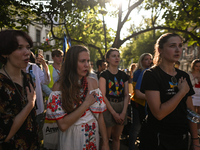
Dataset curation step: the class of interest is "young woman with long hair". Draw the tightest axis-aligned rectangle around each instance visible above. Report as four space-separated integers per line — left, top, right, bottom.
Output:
45 45 109 150
139 33 200 150
99 48 129 150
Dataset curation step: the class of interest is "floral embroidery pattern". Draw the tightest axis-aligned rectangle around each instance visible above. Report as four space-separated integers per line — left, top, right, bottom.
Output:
82 122 97 150
89 89 107 113
47 94 62 112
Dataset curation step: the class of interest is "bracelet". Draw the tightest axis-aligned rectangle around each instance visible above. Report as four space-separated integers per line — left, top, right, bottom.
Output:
192 137 199 140
193 144 200 147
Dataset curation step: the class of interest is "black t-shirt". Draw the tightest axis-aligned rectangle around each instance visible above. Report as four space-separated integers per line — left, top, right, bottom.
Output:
100 70 129 98
140 66 195 135
96 71 101 80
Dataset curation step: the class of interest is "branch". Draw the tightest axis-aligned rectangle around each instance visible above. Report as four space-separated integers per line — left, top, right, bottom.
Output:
180 0 190 18
71 39 103 59
113 0 144 46
120 26 200 46
117 0 144 34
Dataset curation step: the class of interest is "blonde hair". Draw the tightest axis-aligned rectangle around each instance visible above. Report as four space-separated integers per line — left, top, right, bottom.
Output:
135 53 153 71
129 63 136 72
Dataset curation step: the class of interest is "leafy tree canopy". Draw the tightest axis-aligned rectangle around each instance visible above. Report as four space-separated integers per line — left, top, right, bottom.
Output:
2 0 200 61
121 30 162 68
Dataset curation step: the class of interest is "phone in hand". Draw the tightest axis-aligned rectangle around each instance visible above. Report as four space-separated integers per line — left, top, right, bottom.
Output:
38 49 43 56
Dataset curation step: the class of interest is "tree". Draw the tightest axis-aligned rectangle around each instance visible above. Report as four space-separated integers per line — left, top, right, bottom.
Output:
121 30 162 68
1 0 112 60
0 0 43 30
39 0 113 59
2 0 200 59
110 0 200 48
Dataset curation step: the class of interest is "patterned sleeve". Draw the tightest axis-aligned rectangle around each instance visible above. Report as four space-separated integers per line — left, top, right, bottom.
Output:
45 91 67 120
89 88 107 113
0 86 13 143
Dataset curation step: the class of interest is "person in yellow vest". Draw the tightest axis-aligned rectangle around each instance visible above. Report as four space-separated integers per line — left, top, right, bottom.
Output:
42 49 63 97
129 53 153 150
42 49 63 150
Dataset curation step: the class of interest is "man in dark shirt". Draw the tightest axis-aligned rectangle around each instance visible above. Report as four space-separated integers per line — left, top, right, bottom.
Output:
96 60 107 79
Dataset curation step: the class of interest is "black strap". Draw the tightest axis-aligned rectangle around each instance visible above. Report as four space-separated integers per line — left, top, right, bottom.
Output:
23 69 38 110
28 64 32 73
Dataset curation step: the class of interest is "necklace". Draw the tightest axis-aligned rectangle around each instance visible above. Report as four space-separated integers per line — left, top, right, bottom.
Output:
74 77 88 108
108 67 118 74
171 76 177 85
3 66 26 101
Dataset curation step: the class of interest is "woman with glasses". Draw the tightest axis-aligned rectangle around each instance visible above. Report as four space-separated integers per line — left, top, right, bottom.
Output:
139 33 200 150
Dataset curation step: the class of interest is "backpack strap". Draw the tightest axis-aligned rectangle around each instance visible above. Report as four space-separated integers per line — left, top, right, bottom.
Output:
28 64 33 73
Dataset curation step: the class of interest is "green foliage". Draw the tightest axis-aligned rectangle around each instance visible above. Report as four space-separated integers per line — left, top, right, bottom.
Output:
145 0 200 45
2 0 200 61
121 31 162 68
0 0 43 30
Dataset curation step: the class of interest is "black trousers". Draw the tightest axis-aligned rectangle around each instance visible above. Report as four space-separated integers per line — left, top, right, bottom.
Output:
139 123 189 150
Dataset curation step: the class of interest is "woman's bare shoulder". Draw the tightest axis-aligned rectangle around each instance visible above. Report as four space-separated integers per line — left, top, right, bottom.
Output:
87 76 98 90
52 81 60 91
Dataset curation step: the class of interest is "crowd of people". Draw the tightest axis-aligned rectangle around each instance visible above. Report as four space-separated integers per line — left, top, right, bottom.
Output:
0 29 200 150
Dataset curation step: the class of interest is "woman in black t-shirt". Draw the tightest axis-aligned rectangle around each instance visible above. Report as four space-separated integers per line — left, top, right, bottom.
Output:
99 48 129 150
139 33 200 150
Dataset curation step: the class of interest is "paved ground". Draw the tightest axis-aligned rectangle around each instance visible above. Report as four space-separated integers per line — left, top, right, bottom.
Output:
109 136 139 150
41 137 139 150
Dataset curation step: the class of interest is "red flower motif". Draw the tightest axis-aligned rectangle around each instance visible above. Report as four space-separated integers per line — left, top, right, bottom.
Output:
89 131 93 136
92 122 96 130
85 124 89 132
47 95 60 112
89 142 95 149
52 95 59 102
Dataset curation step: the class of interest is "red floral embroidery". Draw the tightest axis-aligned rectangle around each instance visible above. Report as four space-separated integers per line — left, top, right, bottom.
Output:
92 122 95 130
47 94 60 112
83 121 97 150
89 131 93 136
85 124 90 132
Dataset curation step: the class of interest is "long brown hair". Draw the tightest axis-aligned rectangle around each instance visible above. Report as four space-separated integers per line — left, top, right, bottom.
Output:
59 45 89 113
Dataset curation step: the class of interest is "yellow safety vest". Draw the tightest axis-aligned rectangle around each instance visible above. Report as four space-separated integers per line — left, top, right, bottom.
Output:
48 65 54 89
